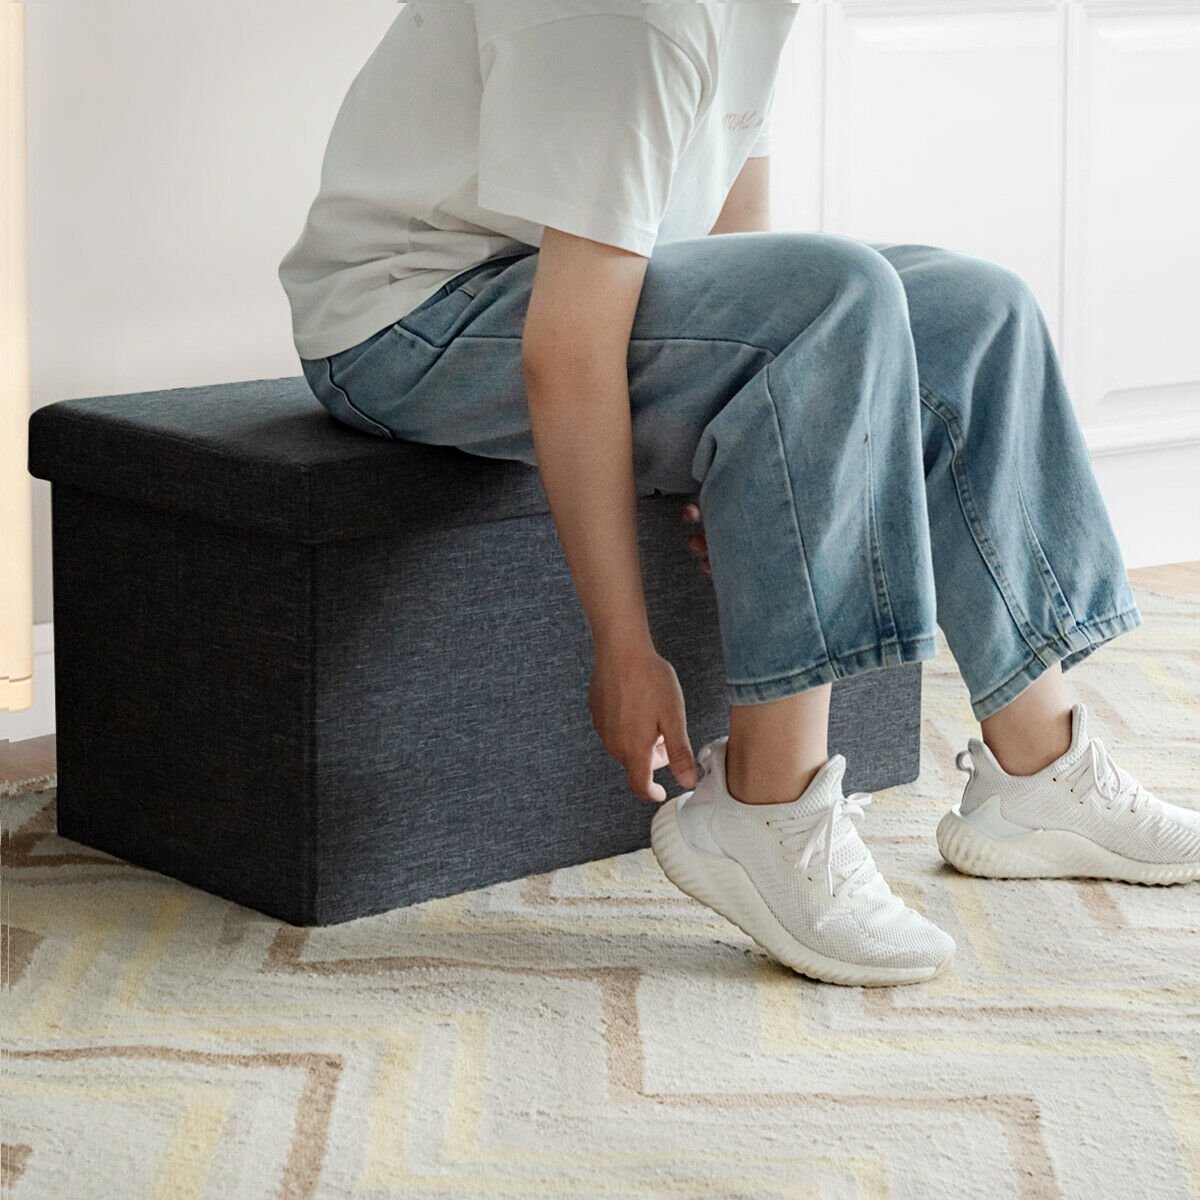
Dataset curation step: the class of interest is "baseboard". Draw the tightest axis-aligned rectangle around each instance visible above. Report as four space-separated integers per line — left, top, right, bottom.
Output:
0 622 55 742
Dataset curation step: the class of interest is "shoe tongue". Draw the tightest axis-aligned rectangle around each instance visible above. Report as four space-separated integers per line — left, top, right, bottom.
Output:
1051 702 1092 774
779 755 877 891
778 754 848 818
1071 701 1090 748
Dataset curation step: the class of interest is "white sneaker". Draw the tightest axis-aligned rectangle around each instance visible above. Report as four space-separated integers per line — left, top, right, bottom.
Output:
937 702 1200 885
650 736 956 986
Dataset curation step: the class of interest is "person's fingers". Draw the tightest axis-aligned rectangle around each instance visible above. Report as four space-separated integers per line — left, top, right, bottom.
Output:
683 503 710 575
650 734 671 771
628 752 666 803
662 717 697 790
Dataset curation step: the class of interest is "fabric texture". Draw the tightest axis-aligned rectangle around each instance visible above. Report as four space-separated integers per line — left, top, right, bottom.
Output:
27 385 922 926
474 12 703 256
960 703 1200 865
277 0 799 358
301 231 1143 720
3 584 1196 1200
25 377 556 545
683 738 955 970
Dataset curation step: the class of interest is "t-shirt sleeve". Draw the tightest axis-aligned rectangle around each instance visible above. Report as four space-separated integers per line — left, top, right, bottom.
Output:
474 11 704 256
747 107 772 158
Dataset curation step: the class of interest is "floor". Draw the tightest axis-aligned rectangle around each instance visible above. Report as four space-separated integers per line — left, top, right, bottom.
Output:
1 561 1197 793
3 578 1198 1199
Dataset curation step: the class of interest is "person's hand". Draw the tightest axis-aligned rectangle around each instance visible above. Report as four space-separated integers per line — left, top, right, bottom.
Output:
682 498 711 575
589 640 697 802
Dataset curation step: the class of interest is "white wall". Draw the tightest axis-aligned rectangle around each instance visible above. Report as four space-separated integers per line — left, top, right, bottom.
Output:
25 0 402 624
767 0 1200 569
23 0 1200 634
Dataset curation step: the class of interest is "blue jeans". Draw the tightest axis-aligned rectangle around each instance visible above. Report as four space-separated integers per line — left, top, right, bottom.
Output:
299 231 1141 720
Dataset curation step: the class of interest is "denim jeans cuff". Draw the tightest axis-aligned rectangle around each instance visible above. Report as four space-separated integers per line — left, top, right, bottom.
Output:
969 605 1144 722
724 633 941 707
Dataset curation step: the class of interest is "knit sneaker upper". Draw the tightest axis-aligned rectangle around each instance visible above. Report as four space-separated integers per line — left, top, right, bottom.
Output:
958 702 1200 866
692 737 954 972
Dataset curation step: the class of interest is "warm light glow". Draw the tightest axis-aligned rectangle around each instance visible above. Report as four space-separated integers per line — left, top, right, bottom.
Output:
1 1 33 713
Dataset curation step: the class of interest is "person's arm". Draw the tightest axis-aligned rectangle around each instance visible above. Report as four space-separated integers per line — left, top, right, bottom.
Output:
522 225 696 802
708 155 771 235
522 227 648 651
471 10 707 799
681 156 774 578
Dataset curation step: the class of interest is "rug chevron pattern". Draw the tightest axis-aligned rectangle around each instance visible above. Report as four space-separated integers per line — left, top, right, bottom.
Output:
2 587 1198 1200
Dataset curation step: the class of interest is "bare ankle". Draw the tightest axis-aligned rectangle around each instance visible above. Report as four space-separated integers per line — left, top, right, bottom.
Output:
725 684 832 805
982 709 1072 776
979 663 1074 776
724 743 823 805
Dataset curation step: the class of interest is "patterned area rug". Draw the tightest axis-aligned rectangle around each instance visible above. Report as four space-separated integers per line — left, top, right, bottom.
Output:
2 587 1198 1200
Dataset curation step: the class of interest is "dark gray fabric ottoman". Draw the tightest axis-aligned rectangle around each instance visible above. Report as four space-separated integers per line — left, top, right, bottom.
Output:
27 378 923 926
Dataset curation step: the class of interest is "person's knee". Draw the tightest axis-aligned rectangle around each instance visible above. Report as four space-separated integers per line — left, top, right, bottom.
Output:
909 250 1049 435
820 234 909 302
774 232 908 315
709 232 909 352
918 251 1042 344
802 236 913 366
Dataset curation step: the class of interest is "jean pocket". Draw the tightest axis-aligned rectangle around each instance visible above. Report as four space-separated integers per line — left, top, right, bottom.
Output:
302 355 394 439
455 274 486 299
453 251 531 298
395 252 532 347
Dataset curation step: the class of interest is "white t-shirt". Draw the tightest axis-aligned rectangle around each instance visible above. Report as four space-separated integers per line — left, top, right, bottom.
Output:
279 0 800 360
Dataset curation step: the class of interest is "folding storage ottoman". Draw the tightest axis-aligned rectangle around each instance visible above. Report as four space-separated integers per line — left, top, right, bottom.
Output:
27 377 924 926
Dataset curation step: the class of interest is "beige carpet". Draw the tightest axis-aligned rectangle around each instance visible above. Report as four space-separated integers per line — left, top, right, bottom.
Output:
2 587 1198 1200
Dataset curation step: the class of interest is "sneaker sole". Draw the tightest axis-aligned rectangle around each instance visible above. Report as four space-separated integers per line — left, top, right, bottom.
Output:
650 794 953 987
936 808 1200 885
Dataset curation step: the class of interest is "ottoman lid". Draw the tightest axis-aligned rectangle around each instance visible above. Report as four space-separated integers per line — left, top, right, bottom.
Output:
28 377 553 543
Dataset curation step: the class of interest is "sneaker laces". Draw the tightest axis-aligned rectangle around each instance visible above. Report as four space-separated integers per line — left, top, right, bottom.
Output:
1062 738 1154 814
696 744 894 903
771 793 880 900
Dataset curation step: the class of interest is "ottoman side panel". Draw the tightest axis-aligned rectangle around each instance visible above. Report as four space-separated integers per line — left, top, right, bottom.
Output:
307 496 923 924
828 663 922 791
310 515 659 923
50 485 318 923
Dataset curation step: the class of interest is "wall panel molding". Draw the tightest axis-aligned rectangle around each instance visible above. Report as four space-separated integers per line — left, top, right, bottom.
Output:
1061 3 1200 473
770 0 1200 565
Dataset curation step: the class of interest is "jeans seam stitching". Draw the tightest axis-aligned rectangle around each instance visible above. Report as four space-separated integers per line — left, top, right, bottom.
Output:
863 424 899 646
971 607 1140 712
726 633 939 689
1015 474 1077 638
761 365 832 667
322 357 394 439
1072 605 1141 627
918 383 1050 664
973 656 1054 713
